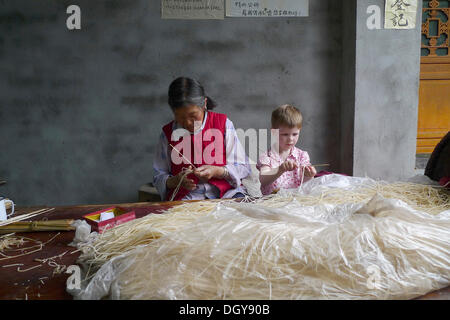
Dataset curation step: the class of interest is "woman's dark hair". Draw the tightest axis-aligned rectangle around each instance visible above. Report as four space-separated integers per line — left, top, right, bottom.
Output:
168 77 217 110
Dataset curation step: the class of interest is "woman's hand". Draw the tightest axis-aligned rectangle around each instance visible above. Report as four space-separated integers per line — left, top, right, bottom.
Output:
193 165 224 182
303 165 317 178
279 160 298 174
166 166 197 191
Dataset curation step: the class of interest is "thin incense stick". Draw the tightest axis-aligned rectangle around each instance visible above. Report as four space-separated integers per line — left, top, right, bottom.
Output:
168 144 197 168
0 208 55 227
311 163 330 167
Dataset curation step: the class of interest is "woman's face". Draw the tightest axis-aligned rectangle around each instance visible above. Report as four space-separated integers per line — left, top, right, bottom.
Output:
173 104 205 133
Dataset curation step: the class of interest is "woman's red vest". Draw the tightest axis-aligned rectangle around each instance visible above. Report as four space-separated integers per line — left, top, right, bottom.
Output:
162 111 233 201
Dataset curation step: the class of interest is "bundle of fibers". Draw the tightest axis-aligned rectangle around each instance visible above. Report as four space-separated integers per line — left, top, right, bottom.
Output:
72 175 450 299
0 234 26 251
76 201 219 274
76 175 449 272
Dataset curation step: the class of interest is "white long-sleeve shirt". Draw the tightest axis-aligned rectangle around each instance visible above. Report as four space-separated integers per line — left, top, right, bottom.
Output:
153 112 251 200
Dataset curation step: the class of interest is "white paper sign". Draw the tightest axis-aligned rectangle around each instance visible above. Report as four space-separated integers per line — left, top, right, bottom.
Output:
384 0 418 29
226 0 309 17
162 0 225 20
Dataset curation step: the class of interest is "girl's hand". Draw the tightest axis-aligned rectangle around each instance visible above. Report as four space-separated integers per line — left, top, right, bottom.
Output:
303 165 317 178
167 166 197 191
279 160 298 174
194 165 224 181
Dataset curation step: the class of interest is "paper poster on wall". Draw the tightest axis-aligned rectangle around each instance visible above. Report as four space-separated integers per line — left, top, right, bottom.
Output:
226 0 309 17
384 0 417 29
162 0 224 19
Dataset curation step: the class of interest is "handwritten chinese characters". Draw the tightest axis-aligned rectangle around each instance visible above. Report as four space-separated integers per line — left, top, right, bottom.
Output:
226 0 309 18
385 0 418 29
162 0 224 20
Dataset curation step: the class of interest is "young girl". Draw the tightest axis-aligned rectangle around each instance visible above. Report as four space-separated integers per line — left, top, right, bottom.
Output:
153 77 250 201
257 104 317 195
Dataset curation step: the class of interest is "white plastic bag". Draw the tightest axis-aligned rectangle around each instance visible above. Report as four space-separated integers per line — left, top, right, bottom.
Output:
69 220 98 247
70 175 450 300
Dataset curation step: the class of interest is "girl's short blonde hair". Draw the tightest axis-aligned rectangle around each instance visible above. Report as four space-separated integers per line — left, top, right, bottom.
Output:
271 104 303 129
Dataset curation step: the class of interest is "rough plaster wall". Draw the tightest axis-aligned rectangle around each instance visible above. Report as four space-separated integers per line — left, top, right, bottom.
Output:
354 0 422 180
340 0 356 176
0 0 342 206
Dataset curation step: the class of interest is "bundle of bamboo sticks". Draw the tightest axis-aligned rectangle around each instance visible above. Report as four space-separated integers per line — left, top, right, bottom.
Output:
0 219 74 234
0 208 55 227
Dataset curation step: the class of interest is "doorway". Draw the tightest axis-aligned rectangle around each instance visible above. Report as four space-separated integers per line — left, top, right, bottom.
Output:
417 0 450 168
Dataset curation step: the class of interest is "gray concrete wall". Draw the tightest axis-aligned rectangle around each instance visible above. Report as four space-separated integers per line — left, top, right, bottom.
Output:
0 0 342 206
340 0 357 176
353 0 422 180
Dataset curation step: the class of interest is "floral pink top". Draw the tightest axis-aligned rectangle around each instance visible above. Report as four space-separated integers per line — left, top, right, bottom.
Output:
256 147 312 196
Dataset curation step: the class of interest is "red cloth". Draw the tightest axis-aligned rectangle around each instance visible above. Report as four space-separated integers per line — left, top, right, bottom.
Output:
162 111 232 201
439 177 450 189
314 170 333 178
314 171 349 178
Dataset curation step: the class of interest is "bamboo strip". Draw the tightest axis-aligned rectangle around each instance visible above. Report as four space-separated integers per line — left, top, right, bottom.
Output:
17 264 42 272
35 250 68 264
0 244 43 261
0 208 55 227
311 163 330 167
0 232 60 261
0 219 74 234
2 263 24 268
169 143 197 168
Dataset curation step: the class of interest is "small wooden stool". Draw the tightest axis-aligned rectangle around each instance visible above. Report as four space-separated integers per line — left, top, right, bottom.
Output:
138 183 161 202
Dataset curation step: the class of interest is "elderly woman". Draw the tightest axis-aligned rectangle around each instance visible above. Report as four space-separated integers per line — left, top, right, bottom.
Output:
153 77 251 201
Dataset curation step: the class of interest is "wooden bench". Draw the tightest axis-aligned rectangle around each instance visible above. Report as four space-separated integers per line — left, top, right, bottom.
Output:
138 183 161 202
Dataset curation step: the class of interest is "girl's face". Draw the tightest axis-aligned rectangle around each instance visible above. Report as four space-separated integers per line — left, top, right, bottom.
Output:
277 126 300 152
173 104 205 133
